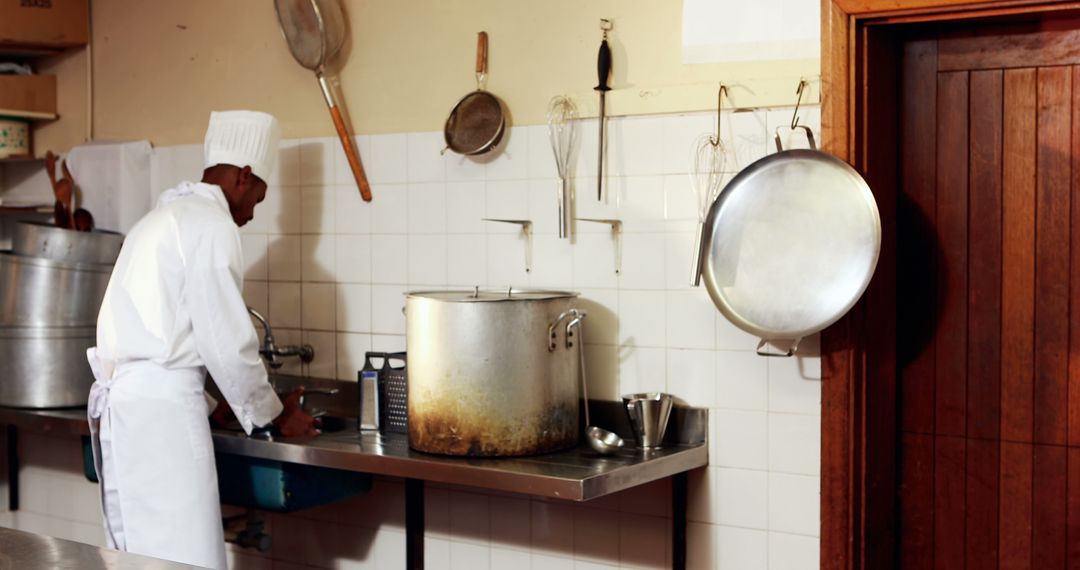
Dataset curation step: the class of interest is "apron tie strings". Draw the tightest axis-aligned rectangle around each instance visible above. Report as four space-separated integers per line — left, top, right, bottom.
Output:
86 347 112 419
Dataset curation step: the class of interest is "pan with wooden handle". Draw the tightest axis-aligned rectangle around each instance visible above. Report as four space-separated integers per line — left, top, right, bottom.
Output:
274 0 372 202
443 31 506 156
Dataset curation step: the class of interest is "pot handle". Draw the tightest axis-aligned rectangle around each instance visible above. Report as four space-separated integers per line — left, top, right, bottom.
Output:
773 125 817 153
565 312 587 349
756 337 801 357
548 308 583 351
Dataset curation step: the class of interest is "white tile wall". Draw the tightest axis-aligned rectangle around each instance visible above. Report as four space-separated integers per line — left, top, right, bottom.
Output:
5 108 823 570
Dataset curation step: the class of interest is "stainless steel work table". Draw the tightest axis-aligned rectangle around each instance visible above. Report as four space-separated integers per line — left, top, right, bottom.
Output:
0 403 708 569
0 526 209 569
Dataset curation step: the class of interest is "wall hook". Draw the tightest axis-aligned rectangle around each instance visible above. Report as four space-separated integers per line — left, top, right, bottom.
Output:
790 79 808 129
710 83 728 147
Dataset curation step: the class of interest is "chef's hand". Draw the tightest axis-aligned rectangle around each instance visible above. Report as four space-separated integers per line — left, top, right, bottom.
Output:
273 387 319 438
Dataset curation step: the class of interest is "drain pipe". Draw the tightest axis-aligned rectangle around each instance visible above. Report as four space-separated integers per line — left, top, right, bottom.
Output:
223 509 270 553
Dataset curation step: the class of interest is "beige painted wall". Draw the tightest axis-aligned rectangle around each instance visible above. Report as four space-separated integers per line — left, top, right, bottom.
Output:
64 0 818 149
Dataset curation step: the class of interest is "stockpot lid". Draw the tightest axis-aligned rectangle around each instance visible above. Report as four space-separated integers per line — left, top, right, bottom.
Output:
406 288 578 302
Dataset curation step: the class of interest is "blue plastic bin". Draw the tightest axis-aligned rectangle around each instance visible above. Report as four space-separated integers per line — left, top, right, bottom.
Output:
81 437 371 513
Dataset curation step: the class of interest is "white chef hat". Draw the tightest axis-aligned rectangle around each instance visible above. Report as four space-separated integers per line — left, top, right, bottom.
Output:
203 110 282 183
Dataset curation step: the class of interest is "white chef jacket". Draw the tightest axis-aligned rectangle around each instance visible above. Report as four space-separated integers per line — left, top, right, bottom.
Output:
87 180 282 570
94 180 282 432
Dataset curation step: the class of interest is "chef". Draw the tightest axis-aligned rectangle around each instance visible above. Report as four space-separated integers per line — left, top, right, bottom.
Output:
85 110 315 570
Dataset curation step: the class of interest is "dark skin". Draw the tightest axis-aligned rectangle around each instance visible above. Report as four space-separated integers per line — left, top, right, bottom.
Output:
202 164 318 438
201 164 267 227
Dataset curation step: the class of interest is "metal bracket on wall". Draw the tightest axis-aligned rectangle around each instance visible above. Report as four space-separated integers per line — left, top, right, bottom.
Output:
575 218 622 274
482 218 533 273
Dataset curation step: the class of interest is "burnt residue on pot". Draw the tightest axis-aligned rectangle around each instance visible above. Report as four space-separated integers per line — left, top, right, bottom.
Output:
409 400 578 457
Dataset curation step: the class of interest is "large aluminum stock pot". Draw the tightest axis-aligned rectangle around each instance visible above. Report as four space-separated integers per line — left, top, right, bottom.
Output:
405 289 582 457
12 221 124 265
0 253 113 327
0 326 96 408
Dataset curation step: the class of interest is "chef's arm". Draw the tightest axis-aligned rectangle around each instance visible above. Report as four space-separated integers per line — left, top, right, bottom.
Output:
187 225 283 434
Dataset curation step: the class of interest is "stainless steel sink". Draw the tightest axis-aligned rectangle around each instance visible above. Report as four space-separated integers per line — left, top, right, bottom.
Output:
216 415 354 437
313 414 352 433
207 375 359 438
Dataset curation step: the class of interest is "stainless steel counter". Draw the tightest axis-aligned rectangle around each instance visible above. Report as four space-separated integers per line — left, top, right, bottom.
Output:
0 398 707 569
213 428 706 501
0 407 89 436
0 404 707 502
0 526 208 569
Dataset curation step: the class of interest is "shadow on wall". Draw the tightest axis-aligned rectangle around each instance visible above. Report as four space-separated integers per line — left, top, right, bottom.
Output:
249 143 303 377
575 298 618 400
794 333 822 379
296 141 350 381
896 190 944 367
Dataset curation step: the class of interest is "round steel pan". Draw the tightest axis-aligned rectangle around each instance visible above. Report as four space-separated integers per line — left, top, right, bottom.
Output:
699 145 880 352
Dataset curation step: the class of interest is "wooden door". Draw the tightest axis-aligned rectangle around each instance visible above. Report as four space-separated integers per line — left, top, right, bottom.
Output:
896 22 1080 569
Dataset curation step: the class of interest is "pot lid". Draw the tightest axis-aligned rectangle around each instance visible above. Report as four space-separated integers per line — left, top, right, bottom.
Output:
406 288 578 302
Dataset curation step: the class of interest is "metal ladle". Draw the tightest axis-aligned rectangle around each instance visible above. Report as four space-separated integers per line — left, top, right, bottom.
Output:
568 313 624 455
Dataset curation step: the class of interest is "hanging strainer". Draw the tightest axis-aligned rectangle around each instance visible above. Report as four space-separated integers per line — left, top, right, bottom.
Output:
443 32 507 155
274 0 372 201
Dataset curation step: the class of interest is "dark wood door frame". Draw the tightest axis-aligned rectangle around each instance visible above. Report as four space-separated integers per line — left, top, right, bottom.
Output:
819 2 1080 569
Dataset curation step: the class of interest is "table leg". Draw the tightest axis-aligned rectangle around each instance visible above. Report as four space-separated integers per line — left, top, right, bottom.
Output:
406 478 424 570
672 471 687 570
6 425 17 511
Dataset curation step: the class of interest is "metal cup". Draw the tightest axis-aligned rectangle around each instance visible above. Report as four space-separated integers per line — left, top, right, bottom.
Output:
622 392 674 449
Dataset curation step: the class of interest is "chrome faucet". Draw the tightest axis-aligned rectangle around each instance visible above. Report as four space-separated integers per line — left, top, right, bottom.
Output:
247 307 315 370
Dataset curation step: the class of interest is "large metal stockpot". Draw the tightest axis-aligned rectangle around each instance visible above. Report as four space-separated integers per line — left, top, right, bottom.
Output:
0 252 113 327
405 289 582 457
0 326 96 408
12 221 124 265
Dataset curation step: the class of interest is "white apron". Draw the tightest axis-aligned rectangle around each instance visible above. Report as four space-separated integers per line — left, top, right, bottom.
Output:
87 348 227 570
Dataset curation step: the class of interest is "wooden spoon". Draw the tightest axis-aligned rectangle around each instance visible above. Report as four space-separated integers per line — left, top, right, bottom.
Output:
45 151 68 228
45 151 58 188
57 159 76 230
54 201 71 230
53 177 73 229
73 208 94 232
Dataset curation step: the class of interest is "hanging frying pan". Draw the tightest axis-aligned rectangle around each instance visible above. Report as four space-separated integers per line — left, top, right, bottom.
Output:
443 31 506 155
697 126 881 356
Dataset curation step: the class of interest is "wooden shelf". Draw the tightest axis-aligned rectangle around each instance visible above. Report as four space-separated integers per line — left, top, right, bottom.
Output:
0 154 37 163
0 207 51 214
0 46 65 60
0 109 56 122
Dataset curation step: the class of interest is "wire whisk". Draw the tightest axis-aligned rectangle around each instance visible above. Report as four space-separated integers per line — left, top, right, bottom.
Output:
547 96 578 239
691 134 726 222
690 85 728 285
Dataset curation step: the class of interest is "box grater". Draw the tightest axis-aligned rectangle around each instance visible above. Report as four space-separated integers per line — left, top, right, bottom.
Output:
378 352 408 434
357 353 382 431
